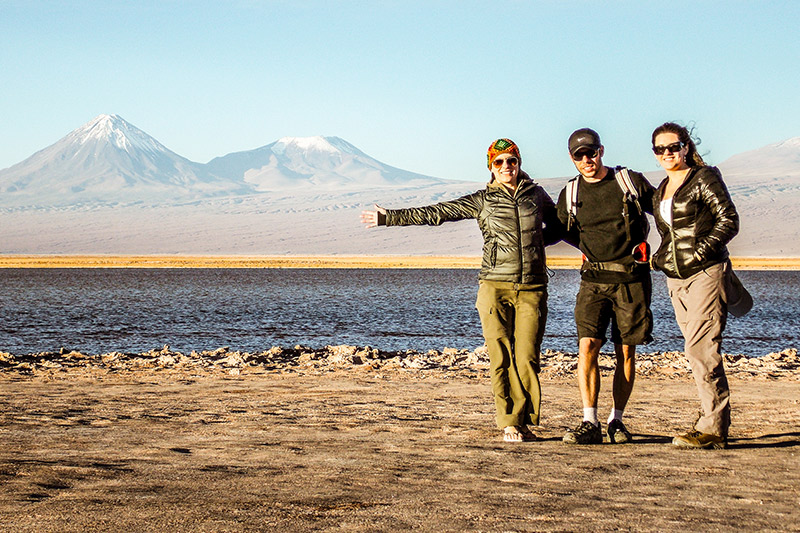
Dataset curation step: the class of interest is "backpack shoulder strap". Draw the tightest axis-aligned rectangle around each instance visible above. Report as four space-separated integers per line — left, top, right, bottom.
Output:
615 166 643 215
565 176 579 230
614 166 648 242
566 176 579 217
614 166 638 199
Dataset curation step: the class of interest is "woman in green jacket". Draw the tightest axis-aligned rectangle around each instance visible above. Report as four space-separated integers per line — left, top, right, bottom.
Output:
361 139 561 442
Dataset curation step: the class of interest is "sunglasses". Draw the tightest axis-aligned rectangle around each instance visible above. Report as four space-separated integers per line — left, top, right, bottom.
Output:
492 157 519 168
652 142 684 155
572 149 599 161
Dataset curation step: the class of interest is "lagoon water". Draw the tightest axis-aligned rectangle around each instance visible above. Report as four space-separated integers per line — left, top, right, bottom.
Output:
0 268 796 356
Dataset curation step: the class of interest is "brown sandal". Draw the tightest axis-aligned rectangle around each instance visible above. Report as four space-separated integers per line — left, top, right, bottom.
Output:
503 426 523 442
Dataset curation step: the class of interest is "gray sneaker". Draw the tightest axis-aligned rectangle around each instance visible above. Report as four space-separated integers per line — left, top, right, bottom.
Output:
563 421 603 445
606 419 632 444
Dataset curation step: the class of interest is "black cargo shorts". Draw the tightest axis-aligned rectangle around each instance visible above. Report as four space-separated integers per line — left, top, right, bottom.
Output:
574 277 653 346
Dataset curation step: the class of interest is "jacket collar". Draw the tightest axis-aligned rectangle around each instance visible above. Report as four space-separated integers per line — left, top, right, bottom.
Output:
487 171 535 195
658 166 699 197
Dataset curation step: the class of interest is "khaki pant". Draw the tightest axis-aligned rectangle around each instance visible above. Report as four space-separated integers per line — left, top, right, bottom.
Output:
666 262 731 437
476 281 547 428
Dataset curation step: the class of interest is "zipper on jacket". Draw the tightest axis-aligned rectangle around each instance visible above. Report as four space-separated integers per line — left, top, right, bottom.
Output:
514 200 523 283
666 169 698 279
666 192 682 278
669 226 682 278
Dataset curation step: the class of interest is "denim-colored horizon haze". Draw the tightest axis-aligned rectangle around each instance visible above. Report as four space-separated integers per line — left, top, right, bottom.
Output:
1 0 797 182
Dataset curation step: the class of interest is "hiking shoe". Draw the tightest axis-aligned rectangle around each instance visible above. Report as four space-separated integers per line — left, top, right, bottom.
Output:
672 430 727 450
606 419 632 444
562 421 603 445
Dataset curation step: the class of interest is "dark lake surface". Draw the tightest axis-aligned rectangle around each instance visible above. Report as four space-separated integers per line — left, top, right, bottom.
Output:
0 268 796 356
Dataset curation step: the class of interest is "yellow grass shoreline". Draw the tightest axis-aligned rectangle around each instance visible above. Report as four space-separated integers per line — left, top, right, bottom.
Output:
1 254 799 269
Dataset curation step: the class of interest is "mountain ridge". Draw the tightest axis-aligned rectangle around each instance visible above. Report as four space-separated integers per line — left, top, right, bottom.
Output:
0 114 798 257
0 115 459 207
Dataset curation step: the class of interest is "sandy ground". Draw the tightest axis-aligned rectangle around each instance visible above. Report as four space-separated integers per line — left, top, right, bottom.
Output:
1 365 798 532
1 254 799 269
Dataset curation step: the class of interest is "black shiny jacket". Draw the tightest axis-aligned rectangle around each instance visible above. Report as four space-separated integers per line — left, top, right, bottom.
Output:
385 173 560 284
652 166 739 279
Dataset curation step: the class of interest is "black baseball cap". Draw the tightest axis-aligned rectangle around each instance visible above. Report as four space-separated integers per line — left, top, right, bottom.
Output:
568 128 602 156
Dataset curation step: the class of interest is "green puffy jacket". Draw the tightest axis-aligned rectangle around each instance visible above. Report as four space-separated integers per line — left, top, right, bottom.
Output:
385 175 561 284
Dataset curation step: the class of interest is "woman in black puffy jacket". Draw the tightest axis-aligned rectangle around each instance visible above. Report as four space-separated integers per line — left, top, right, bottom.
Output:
650 122 739 449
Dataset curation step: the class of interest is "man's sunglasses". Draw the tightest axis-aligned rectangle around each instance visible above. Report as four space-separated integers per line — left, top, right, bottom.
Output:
652 142 684 155
572 149 599 161
492 157 519 168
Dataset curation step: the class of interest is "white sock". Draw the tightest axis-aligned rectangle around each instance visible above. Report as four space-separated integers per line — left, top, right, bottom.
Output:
608 409 624 424
583 407 598 426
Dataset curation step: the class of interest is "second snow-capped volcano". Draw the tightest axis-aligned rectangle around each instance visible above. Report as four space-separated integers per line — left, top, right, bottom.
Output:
206 136 450 191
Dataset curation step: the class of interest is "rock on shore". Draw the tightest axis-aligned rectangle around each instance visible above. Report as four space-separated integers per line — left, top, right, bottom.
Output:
1 345 798 380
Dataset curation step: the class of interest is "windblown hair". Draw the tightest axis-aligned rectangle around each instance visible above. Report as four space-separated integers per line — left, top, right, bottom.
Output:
652 122 706 167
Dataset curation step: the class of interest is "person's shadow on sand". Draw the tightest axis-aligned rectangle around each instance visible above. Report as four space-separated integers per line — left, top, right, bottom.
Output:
629 433 673 444
633 431 800 449
726 431 800 450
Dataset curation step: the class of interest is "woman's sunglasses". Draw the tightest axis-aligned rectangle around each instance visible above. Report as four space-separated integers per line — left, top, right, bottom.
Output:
652 142 684 155
492 157 519 168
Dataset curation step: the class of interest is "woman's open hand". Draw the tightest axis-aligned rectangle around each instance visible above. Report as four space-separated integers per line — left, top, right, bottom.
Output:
360 205 387 228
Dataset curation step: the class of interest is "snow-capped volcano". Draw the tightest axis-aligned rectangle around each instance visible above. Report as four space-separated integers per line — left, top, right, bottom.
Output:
74 113 166 154
0 114 250 207
207 135 449 191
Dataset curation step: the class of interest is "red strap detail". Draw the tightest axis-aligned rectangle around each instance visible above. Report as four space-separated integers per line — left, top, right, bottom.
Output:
632 242 650 263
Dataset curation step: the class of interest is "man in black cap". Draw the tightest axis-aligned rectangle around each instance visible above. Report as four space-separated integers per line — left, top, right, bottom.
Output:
556 128 655 445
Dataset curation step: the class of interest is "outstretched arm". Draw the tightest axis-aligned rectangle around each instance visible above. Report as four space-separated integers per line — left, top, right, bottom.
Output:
360 205 387 228
361 191 484 228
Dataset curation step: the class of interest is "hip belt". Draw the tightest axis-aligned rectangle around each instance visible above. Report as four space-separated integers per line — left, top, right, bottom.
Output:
581 260 634 273
581 242 650 274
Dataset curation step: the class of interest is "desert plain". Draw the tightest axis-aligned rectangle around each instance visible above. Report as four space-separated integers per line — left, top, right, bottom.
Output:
0 344 798 532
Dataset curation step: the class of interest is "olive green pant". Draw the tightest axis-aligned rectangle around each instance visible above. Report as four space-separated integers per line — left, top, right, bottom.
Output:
476 281 547 429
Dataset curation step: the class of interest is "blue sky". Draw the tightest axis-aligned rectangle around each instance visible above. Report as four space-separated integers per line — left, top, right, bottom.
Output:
1 0 798 182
